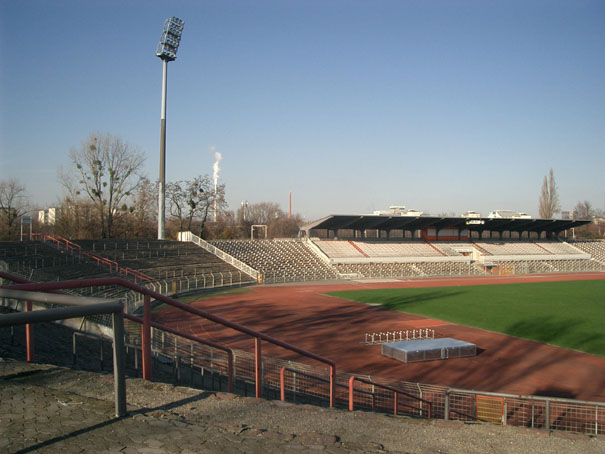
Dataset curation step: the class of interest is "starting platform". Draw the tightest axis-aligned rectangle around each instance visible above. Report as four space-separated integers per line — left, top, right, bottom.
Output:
381 338 476 363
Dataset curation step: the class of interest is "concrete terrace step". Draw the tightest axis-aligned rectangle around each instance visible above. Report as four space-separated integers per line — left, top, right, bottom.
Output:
2 357 603 454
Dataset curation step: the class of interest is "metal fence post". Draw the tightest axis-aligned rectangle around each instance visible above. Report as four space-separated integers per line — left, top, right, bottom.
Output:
25 300 34 363
348 376 356 411
142 294 151 380
112 310 127 417
255 337 262 398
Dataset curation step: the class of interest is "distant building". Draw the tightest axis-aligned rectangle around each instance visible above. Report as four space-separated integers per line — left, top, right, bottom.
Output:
37 207 56 225
373 205 424 217
487 210 532 219
461 211 481 218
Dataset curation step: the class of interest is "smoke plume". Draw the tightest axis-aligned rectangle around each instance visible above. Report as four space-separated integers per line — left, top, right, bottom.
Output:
212 148 222 191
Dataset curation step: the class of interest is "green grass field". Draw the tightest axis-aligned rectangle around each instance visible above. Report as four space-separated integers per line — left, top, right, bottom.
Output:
326 280 605 356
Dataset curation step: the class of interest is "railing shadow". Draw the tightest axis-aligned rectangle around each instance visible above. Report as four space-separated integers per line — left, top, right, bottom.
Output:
15 390 215 454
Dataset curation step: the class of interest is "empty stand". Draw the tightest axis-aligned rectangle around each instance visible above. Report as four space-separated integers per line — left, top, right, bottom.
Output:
569 240 605 265
210 239 339 283
75 239 256 295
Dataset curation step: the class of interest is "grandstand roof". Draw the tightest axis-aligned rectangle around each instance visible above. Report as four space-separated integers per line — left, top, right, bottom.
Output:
301 215 591 237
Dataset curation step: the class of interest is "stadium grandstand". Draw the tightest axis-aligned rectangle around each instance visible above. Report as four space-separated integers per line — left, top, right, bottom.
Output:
0 236 255 311
2 214 603 290
203 214 603 282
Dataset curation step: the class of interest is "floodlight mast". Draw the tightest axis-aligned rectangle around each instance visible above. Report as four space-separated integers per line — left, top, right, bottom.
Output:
156 17 184 240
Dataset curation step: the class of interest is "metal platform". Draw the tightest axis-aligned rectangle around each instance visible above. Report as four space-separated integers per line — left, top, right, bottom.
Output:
381 338 476 363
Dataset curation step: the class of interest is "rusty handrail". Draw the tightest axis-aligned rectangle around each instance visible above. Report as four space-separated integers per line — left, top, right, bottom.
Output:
280 366 355 404
0 271 336 407
0 288 127 418
124 313 234 393
349 376 432 418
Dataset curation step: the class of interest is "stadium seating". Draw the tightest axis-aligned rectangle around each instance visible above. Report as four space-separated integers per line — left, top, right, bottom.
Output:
333 261 484 279
313 239 445 259
210 239 339 283
534 241 585 255
354 241 443 258
75 239 249 282
493 258 604 275
569 240 605 265
313 240 365 258
3 238 603 295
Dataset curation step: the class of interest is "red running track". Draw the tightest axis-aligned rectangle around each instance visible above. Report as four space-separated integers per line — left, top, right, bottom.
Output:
155 272 605 402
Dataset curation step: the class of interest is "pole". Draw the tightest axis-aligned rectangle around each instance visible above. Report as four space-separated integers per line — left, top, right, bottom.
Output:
25 301 34 362
142 294 151 380
255 337 262 398
112 310 127 417
158 58 168 240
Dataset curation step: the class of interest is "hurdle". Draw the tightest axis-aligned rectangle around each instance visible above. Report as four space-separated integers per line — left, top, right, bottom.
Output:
364 329 435 344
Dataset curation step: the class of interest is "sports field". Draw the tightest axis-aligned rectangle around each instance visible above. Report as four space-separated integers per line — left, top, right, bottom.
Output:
327 280 605 356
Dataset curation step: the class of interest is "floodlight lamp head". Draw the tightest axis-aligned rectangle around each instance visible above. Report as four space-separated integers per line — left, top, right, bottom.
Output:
156 17 184 61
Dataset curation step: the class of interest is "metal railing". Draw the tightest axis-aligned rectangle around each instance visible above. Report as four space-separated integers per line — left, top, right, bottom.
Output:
445 388 605 434
0 288 126 417
0 271 337 407
349 375 432 418
31 233 155 284
178 232 260 282
146 271 253 296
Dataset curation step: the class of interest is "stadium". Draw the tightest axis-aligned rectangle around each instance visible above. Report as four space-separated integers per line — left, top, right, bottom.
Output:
2 210 605 436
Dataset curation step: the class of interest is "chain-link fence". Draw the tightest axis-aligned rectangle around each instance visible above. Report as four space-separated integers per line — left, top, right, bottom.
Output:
445 388 605 435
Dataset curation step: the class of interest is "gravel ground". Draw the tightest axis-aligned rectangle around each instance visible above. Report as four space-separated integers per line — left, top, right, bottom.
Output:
1 357 604 454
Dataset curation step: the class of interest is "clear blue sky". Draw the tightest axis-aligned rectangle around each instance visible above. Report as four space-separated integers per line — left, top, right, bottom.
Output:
1 0 604 221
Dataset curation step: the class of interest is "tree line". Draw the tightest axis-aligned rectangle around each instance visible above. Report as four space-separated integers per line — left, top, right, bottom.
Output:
1 132 302 241
1 134 604 240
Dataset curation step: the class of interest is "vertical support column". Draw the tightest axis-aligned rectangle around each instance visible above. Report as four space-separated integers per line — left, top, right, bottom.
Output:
227 351 234 394
280 367 286 401
255 337 262 398
330 365 336 408
444 391 450 420
142 294 152 380
112 310 127 417
25 301 34 363
158 58 168 240
348 376 356 411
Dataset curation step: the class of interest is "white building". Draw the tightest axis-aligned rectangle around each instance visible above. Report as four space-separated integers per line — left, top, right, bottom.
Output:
373 205 424 217
488 210 531 219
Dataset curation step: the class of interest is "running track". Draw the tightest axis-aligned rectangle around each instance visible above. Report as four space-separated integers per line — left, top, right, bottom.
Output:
155 272 605 402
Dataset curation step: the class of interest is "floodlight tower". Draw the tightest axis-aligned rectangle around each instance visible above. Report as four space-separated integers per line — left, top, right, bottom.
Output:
156 17 184 240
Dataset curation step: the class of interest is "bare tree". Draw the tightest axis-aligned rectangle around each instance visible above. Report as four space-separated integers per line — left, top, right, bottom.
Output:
268 214 304 238
0 178 29 240
61 132 145 238
127 178 157 238
166 175 226 238
246 202 283 225
573 200 594 219
53 197 99 240
235 202 303 239
538 168 560 218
